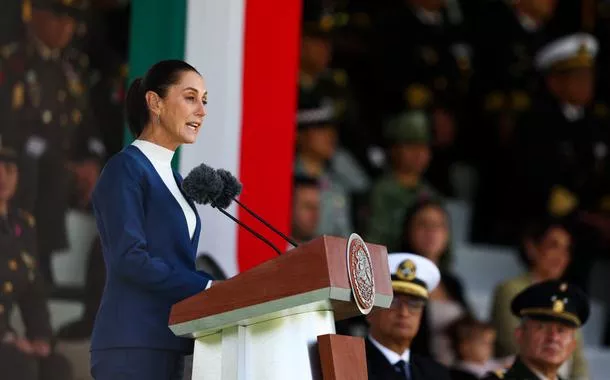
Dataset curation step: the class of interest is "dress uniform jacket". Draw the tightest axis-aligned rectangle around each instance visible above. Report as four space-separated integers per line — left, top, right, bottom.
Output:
515 93 610 223
0 34 105 259
482 356 564 380
490 273 589 379
374 4 468 115
0 208 73 380
365 338 451 380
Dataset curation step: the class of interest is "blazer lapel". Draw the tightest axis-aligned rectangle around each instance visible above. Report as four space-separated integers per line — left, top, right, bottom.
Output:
173 170 201 246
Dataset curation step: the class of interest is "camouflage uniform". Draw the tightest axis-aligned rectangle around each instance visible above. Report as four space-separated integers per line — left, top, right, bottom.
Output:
365 112 441 251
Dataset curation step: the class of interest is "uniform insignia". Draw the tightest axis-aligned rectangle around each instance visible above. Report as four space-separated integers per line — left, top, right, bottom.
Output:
553 299 565 313
332 70 348 87
21 251 36 269
3 281 13 294
320 14 334 31
22 0 32 22
421 46 438 65
8 260 18 271
511 91 531 111
69 79 84 95
404 84 432 109
72 109 82 124
19 209 35 227
396 259 417 281
485 91 505 111
548 185 579 217
42 110 53 124
12 82 24 110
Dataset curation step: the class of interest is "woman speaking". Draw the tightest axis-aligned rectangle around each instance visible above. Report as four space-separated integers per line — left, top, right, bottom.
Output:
89 60 214 379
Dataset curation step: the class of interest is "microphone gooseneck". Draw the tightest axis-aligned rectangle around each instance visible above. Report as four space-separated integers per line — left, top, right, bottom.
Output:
232 198 299 248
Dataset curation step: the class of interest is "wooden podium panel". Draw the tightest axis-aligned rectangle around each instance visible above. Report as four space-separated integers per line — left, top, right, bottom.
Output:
318 334 367 380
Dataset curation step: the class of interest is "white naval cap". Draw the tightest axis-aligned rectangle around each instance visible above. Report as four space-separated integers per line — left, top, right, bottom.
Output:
387 253 441 299
535 33 598 72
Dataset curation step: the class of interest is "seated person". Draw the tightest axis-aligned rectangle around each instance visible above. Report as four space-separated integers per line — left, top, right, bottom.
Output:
484 280 590 380
447 316 508 380
399 199 469 365
0 144 73 380
365 252 451 380
490 218 588 379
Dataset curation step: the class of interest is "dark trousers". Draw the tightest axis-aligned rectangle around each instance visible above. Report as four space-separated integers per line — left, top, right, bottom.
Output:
91 348 186 380
0 343 73 380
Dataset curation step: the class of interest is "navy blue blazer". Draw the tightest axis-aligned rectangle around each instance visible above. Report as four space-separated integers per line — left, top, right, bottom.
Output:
90 145 213 352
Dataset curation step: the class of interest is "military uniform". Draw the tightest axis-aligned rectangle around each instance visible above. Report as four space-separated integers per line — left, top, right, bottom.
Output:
365 112 441 252
366 253 451 380
300 5 378 179
469 0 555 245
0 0 106 283
514 33 609 288
294 89 361 237
0 146 73 380
484 280 590 380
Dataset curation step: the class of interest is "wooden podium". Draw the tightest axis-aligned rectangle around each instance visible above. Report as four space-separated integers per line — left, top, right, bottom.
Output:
169 235 392 380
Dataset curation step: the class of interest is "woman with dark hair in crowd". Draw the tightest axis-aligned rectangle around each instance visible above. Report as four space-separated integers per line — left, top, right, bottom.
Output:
490 218 589 379
398 199 472 366
88 60 215 379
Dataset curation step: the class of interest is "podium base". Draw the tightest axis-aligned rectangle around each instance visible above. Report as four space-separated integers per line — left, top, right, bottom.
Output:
192 307 335 380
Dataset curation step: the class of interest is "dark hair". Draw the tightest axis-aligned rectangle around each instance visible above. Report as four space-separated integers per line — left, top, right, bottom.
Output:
399 198 452 270
447 315 495 360
125 59 200 137
518 217 571 267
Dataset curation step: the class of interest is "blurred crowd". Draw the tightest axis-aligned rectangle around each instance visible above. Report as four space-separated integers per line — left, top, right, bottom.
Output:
0 0 609 379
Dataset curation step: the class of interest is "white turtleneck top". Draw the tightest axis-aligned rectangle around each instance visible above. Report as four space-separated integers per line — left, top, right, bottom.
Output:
131 139 197 239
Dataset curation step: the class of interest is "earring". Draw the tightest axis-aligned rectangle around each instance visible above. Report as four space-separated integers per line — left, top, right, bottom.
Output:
156 114 161 124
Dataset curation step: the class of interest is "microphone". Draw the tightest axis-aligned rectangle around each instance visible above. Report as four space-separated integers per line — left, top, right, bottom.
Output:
182 163 283 256
214 169 299 248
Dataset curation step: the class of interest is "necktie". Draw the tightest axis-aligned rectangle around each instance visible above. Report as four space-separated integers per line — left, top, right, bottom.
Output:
394 360 411 380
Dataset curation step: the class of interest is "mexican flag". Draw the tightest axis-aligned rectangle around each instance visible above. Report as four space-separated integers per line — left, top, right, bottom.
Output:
126 0 301 276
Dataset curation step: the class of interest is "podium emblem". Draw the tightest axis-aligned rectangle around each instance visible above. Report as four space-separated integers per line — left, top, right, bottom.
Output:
347 233 375 314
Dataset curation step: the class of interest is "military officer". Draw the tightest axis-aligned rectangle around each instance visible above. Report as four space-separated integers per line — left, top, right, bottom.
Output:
300 3 381 179
0 0 106 285
366 252 451 380
469 0 560 245
0 143 73 380
483 280 590 380
515 33 610 289
365 111 441 252
294 90 364 238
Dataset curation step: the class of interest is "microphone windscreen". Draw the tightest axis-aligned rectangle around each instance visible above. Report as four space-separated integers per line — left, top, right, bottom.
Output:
182 163 224 205
215 169 243 209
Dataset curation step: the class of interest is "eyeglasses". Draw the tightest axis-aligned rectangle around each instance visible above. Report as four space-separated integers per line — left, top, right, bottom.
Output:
390 295 426 311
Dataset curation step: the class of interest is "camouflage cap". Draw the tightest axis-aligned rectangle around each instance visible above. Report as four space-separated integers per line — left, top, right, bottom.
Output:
383 111 431 144
31 0 89 19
